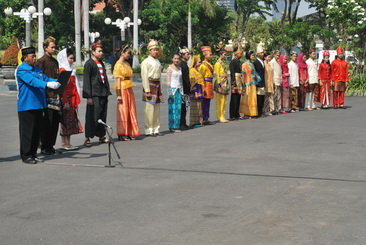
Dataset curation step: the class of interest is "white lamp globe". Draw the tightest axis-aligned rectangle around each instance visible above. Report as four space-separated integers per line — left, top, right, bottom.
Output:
28 6 37 14
138 19 142 25
4 7 13 15
104 18 112 25
44 7 52 16
123 17 131 24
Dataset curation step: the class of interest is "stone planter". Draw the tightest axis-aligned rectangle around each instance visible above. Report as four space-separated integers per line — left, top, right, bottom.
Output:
1 66 17 79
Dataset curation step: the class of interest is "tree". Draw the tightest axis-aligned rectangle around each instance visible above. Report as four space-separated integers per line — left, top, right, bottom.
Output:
234 0 276 42
140 0 232 63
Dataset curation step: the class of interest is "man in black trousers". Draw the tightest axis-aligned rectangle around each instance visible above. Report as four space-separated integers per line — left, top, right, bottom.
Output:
36 36 60 155
178 47 192 130
253 46 266 117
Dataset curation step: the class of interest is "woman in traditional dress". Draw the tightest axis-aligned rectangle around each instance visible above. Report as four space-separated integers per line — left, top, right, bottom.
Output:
263 52 275 116
279 55 290 114
239 51 260 119
297 53 308 111
57 48 83 150
113 45 140 141
189 55 205 127
318 50 332 109
167 53 183 133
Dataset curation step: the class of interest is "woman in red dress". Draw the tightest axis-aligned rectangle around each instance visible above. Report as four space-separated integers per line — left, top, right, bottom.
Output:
318 50 332 109
57 48 83 150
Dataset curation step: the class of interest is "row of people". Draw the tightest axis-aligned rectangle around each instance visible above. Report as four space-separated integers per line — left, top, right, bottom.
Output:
16 38 349 164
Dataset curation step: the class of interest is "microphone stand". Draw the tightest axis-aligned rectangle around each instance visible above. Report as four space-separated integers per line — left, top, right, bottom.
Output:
103 126 122 168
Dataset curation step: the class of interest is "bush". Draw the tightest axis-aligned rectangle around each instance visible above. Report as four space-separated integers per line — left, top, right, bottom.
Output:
346 74 366 96
75 66 84 75
133 66 141 74
0 37 20 66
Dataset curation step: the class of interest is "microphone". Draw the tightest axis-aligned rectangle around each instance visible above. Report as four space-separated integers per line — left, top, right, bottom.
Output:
98 119 112 129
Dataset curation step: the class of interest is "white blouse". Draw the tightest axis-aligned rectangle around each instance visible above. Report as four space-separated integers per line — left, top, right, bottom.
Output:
306 58 318 84
166 66 183 96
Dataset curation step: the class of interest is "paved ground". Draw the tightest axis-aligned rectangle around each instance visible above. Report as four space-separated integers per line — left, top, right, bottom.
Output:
1 78 366 244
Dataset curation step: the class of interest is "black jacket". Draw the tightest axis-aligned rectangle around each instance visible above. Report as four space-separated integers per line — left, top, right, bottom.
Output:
178 60 190 95
253 59 265 88
82 59 112 98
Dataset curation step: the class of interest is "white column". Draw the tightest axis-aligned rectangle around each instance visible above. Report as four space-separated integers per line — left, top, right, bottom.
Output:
83 0 90 61
38 0 44 56
132 0 139 68
74 0 82 66
25 20 31 47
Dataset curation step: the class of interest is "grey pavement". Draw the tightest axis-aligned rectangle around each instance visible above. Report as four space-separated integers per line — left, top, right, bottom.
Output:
1 78 366 244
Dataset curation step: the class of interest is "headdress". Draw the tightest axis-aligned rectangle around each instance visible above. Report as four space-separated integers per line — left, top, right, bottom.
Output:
189 54 201 68
279 55 289 73
121 44 132 53
256 46 264 54
201 46 212 55
290 51 297 56
91 42 103 50
21 47 36 56
179 46 190 55
148 40 159 50
336 46 344 54
323 50 330 56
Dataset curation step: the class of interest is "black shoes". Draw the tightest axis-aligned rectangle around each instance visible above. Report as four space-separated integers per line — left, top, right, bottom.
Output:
155 133 164 136
22 157 37 164
41 148 56 155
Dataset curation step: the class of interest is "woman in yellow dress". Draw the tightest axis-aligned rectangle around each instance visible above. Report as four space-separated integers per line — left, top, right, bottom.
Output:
239 51 260 118
113 45 140 141
189 55 205 127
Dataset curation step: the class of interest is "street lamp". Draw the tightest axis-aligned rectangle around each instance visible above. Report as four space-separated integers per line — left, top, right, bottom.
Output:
89 32 100 43
104 16 141 42
4 6 51 47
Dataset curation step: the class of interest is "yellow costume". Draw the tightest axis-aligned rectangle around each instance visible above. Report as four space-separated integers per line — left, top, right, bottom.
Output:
214 58 229 120
239 61 258 117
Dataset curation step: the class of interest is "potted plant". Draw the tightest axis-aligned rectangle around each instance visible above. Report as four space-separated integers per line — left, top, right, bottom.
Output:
1 37 20 79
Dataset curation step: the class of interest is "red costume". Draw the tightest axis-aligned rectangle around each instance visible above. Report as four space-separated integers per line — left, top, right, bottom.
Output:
318 51 332 106
331 46 349 107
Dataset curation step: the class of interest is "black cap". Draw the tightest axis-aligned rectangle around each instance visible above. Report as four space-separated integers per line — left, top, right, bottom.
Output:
22 47 36 56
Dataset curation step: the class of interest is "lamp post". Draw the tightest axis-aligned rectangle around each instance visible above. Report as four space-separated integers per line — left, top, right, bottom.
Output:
89 32 100 43
104 17 142 42
132 0 139 68
4 6 51 48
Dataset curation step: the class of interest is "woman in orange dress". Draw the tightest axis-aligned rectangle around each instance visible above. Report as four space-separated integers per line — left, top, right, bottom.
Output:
113 45 140 141
239 51 260 118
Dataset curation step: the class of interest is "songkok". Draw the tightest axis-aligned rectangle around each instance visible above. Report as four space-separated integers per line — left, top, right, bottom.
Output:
309 48 315 54
336 46 344 54
189 54 201 68
21 47 36 56
179 46 190 55
323 50 330 56
91 42 103 50
201 46 212 55
148 40 159 50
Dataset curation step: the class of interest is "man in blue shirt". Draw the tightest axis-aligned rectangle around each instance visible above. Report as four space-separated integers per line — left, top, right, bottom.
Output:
17 47 60 164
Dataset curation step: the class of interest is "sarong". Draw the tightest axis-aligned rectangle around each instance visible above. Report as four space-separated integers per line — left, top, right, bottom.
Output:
190 98 203 126
116 88 140 137
239 83 258 116
168 89 182 129
60 106 83 136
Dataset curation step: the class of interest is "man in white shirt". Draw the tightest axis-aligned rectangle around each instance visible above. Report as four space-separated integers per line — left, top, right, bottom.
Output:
141 40 164 136
305 49 319 110
269 50 282 114
288 51 299 112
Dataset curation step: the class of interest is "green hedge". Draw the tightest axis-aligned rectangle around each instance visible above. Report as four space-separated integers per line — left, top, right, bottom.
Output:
346 74 366 96
75 66 84 75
